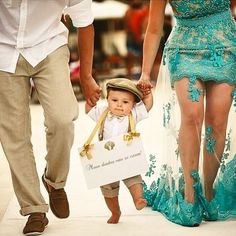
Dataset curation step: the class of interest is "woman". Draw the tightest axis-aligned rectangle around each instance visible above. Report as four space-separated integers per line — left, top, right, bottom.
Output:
138 0 236 227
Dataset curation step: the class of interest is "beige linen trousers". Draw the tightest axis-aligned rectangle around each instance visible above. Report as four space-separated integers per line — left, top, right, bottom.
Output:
0 45 78 215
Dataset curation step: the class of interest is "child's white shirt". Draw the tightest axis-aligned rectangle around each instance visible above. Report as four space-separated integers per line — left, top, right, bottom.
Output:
88 101 148 140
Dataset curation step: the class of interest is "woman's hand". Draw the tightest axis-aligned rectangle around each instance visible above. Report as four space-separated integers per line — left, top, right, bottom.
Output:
137 73 153 95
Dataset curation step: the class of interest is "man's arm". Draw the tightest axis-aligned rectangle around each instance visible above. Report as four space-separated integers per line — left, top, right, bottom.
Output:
65 0 101 107
77 24 101 107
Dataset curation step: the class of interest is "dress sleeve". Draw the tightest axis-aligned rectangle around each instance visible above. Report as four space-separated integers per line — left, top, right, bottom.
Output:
132 101 149 123
64 0 94 27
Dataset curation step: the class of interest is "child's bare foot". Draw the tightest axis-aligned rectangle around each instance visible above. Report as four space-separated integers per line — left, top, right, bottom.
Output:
135 198 147 210
107 211 121 224
104 197 121 224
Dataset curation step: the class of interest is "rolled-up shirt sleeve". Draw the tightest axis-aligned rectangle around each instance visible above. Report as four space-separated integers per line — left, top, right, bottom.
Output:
132 101 149 123
87 105 107 122
64 0 94 27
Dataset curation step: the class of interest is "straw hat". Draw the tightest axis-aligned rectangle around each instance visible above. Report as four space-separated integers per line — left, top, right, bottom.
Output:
106 78 143 102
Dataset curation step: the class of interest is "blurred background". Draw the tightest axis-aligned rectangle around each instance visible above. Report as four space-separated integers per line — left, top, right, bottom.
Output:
30 0 236 103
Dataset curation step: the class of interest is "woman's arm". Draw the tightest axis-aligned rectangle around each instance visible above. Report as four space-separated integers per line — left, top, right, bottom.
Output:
138 0 167 93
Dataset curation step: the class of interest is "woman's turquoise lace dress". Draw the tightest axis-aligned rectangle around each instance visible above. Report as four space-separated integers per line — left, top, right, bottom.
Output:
142 0 236 227
165 0 236 86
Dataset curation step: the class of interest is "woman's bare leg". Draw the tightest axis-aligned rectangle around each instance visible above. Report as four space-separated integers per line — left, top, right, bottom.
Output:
175 78 205 203
203 82 234 200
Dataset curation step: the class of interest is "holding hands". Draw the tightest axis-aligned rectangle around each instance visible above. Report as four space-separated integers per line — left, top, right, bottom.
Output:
137 73 153 96
80 76 101 108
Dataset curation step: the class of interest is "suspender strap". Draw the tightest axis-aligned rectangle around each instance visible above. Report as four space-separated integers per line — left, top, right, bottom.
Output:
80 109 139 159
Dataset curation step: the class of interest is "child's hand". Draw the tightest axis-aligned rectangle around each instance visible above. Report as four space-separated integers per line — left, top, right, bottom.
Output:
85 102 93 114
137 74 153 96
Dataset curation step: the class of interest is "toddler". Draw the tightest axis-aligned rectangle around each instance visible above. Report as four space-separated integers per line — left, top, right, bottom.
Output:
86 78 153 224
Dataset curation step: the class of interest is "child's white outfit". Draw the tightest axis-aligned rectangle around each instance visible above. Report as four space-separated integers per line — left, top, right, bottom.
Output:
88 101 148 198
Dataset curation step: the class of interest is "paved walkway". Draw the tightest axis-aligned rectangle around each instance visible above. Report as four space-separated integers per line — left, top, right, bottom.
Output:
0 103 235 235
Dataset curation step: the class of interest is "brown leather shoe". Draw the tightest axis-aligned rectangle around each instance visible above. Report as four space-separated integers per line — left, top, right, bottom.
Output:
23 213 48 235
42 175 69 218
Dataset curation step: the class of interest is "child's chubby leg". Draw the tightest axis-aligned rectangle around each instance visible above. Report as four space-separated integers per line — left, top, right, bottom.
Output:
104 196 121 224
129 184 147 210
124 175 147 210
100 182 121 224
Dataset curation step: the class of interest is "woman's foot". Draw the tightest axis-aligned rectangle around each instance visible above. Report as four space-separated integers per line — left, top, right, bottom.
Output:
201 197 218 221
135 198 147 210
177 197 203 227
172 171 203 227
201 187 218 221
107 211 121 224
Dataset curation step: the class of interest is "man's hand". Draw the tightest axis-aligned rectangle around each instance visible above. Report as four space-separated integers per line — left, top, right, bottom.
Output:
80 76 101 107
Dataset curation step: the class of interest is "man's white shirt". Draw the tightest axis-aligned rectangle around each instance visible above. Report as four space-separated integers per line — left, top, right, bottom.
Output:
0 0 94 73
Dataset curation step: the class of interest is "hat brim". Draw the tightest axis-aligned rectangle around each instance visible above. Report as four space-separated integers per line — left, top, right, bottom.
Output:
106 79 143 102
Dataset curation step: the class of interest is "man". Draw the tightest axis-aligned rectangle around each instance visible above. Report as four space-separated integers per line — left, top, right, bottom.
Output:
0 0 100 235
